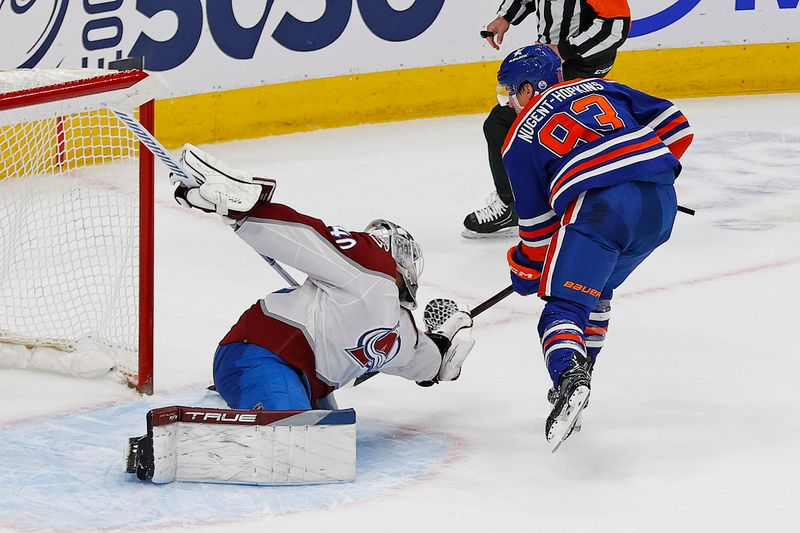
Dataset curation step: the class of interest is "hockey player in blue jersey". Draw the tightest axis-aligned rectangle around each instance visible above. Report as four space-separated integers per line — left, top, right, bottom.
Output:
497 45 693 450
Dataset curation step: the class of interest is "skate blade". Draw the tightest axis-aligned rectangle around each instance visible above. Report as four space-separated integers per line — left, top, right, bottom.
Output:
573 409 583 433
461 227 517 239
548 386 590 453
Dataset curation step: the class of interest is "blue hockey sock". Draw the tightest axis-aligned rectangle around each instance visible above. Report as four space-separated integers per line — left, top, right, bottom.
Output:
538 299 591 386
585 290 612 369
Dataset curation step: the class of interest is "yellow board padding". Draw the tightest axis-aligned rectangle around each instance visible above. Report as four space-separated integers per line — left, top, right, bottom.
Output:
155 61 502 148
155 42 800 149
608 42 800 98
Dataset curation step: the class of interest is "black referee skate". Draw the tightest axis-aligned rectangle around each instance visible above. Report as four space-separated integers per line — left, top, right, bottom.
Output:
462 193 518 239
545 357 591 452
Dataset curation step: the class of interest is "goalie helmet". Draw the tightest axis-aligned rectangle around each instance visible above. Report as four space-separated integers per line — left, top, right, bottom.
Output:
364 219 424 310
497 45 562 104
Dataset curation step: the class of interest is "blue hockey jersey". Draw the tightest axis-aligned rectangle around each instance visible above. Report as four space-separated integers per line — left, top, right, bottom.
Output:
501 78 693 259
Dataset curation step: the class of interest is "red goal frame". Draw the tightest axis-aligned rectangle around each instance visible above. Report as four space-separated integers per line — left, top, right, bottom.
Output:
0 70 155 394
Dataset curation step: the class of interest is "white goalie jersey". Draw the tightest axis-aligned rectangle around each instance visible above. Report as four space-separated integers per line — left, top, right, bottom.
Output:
218 203 442 406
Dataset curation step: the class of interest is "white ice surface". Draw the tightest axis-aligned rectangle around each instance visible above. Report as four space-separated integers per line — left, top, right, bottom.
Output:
1 94 799 532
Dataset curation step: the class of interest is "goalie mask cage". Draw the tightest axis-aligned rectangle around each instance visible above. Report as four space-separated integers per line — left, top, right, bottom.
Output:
0 69 158 394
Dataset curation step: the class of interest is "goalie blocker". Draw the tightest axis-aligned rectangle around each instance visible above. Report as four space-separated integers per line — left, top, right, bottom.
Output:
125 406 356 485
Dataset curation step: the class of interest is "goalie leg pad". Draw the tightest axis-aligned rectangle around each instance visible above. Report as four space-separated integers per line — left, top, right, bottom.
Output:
125 406 357 485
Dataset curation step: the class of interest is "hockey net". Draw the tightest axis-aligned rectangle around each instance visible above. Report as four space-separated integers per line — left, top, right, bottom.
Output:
0 68 160 393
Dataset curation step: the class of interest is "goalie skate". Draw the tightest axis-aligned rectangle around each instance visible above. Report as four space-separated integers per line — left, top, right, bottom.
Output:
124 435 154 481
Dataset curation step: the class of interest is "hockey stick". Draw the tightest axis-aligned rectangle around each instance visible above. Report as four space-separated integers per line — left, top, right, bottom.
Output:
353 285 515 386
110 108 300 287
469 285 513 318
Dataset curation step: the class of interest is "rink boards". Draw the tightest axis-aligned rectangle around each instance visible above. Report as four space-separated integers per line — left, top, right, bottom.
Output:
154 41 800 148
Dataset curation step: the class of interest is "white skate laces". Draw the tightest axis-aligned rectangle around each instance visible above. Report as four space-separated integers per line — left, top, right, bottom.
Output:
473 192 509 224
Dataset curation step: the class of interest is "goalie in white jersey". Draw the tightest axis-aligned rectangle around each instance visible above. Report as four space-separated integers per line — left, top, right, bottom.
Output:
172 145 475 411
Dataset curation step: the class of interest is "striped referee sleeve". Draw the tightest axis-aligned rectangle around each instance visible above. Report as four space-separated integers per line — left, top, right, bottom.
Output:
497 0 536 25
567 17 628 60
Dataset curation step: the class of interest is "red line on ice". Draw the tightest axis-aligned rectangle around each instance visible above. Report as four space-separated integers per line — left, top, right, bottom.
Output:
619 256 800 299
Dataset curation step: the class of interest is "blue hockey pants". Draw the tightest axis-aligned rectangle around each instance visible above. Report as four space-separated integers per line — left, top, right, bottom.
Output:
213 342 312 411
537 177 677 386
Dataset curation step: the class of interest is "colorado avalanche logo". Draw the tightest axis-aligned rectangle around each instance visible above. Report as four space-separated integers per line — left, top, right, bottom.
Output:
346 323 401 372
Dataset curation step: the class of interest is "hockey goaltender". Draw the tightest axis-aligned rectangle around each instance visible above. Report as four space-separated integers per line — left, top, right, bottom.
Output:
125 145 476 486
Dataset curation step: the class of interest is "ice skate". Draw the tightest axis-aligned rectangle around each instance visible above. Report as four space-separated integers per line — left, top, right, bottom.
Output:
546 385 584 433
462 192 518 238
545 362 591 452
547 355 594 433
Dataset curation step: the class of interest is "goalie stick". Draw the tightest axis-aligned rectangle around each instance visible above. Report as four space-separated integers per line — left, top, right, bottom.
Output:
353 285 514 386
110 108 300 288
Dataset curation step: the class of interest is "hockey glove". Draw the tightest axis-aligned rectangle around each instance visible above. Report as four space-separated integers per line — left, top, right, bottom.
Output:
171 144 275 217
416 299 475 386
508 244 542 296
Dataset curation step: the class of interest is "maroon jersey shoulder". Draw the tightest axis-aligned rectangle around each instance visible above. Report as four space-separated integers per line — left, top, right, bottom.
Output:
245 203 397 279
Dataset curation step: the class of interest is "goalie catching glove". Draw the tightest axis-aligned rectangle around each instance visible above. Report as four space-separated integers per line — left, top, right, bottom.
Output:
417 299 475 386
172 143 276 217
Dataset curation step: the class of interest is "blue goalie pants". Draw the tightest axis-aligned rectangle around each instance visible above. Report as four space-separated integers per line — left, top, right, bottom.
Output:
538 177 678 385
213 342 312 411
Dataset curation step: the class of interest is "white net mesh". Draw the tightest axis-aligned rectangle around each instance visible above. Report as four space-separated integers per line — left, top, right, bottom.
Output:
0 69 144 383
0 68 112 94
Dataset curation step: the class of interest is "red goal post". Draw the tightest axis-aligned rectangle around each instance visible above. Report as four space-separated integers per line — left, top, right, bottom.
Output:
0 68 163 394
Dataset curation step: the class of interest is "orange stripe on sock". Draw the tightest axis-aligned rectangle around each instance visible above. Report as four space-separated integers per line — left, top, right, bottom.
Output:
543 332 585 349
520 221 560 240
